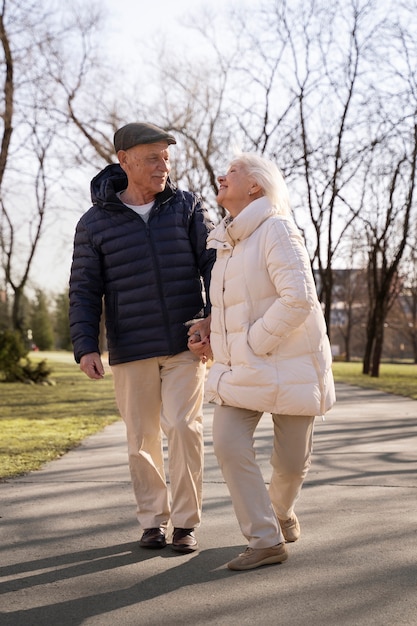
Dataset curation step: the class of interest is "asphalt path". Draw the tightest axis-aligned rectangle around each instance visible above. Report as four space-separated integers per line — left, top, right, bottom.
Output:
1 382 416 625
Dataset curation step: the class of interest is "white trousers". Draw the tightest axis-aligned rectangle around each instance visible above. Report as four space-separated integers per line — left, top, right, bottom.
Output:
111 351 205 530
213 405 315 549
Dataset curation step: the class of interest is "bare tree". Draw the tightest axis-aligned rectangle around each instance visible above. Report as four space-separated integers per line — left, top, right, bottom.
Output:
147 24 245 220
332 246 368 362
2 0 415 381
151 0 384 340
360 131 417 375
2 122 54 332
0 0 12 190
359 8 417 376
258 0 385 339
0 0 110 333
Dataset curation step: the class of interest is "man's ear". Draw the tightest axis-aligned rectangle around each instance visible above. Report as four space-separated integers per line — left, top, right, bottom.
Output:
117 150 128 170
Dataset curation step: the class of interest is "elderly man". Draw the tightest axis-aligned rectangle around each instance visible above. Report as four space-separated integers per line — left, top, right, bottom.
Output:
69 122 215 553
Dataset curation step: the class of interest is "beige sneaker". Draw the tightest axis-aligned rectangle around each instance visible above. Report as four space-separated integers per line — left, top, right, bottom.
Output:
278 514 300 542
227 542 288 571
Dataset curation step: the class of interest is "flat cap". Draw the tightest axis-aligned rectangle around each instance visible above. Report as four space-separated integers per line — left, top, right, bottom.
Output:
114 122 176 152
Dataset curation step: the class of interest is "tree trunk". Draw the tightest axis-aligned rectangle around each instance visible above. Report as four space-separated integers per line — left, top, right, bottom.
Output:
362 311 376 374
11 287 25 336
323 265 333 342
371 322 384 377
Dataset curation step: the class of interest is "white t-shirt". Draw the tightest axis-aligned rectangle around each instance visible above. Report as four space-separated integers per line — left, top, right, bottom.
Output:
117 191 153 223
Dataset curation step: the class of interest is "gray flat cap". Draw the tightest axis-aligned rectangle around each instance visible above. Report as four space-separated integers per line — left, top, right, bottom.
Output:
114 122 176 152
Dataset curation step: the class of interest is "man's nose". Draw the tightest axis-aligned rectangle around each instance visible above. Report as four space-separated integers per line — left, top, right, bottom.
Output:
157 159 169 172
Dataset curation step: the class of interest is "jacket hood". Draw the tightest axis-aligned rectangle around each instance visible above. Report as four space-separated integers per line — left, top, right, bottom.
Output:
90 162 176 209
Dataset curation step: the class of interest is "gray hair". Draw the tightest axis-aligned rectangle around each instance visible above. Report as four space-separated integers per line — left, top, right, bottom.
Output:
231 152 291 216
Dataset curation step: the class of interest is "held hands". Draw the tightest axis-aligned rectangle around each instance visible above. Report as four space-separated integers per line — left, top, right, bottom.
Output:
80 352 105 379
79 322 213 375
187 316 213 364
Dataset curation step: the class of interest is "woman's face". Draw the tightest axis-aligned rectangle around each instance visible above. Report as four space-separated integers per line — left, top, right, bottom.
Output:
216 161 254 217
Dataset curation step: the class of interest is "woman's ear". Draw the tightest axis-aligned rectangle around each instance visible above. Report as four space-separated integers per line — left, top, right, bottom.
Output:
249 182 262 196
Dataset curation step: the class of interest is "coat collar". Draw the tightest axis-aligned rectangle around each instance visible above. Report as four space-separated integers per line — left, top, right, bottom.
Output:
208 197 276 248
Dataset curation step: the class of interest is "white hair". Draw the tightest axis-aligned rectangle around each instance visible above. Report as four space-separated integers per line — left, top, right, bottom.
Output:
231 152 292 216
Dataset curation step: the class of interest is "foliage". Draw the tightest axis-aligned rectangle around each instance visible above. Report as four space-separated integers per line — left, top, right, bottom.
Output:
0 355 119 479
0 0 106 336
54 291 72 351
30 290 54 350
0 329 52 383
0 328 26 362
0 329 27 380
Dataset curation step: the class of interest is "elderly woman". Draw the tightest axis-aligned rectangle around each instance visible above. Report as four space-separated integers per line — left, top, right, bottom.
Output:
189 153 335 571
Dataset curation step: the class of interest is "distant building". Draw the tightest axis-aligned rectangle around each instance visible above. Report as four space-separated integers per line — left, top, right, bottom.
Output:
315 269 415 361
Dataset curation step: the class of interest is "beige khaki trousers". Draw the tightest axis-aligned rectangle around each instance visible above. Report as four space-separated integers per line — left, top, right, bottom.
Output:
111 351 205 530
213 405 315 549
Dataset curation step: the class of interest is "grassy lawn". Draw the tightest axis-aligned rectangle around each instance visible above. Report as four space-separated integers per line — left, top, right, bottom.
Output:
1 354 416 481
0 352 119 480
332 361 417 400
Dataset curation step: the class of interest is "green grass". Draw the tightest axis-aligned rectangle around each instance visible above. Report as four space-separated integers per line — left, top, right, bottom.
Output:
0 352 119 480
332 361 417 400
1 354 416 481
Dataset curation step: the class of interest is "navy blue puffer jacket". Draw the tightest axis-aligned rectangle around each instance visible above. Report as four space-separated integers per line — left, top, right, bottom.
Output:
69 163 216 365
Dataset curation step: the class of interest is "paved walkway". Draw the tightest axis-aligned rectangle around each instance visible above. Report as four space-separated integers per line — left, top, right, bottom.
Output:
1 383 416 625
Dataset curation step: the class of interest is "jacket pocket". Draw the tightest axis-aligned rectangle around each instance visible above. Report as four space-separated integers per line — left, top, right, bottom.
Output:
205 363 227 405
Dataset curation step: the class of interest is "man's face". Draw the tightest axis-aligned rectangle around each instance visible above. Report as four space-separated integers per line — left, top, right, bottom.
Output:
118 141 171 199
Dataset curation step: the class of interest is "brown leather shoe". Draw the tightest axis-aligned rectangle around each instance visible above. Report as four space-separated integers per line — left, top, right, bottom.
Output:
171 528 198 553
139 527 167 549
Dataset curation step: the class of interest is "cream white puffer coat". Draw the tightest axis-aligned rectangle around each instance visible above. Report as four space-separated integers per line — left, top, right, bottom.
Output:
205 197 336 416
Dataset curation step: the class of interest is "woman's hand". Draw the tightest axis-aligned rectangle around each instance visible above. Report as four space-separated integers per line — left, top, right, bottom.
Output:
188 334 213 364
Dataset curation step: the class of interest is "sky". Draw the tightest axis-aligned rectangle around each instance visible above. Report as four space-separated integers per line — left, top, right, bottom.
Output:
28 0 238 295
104 0 225 43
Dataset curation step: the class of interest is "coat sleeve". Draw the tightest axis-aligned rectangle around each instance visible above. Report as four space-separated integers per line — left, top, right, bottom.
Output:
187 195 216 315
247 218 318 356
69 216 104 362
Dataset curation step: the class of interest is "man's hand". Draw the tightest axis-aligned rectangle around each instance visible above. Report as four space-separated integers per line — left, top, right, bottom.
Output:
80 352 105 379
187 316 213 364
187 315 211 341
